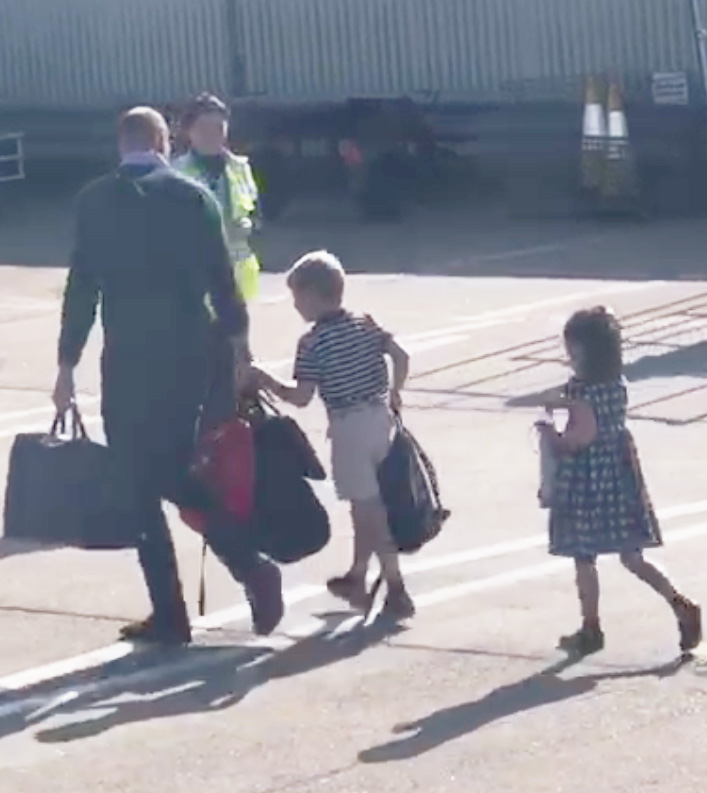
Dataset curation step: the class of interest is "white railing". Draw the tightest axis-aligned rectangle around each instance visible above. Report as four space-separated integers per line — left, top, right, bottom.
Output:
0 132 25 183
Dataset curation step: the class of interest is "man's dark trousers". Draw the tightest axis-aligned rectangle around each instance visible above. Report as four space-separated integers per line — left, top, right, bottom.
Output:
101 340 261 628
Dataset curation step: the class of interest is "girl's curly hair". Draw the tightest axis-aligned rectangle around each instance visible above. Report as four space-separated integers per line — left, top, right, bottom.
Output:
563 306 623 383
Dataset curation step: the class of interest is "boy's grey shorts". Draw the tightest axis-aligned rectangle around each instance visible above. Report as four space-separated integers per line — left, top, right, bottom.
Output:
328 400 394 503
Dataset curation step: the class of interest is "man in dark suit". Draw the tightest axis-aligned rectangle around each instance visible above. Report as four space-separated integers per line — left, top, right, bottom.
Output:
53 107 284 645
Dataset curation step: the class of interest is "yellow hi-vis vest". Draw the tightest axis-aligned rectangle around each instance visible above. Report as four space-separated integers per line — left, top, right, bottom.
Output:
174 150 260 300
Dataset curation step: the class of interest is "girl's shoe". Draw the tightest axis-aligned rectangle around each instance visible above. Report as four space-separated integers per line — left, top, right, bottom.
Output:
326 574 370 612
558 625 605 657
673 598 702 653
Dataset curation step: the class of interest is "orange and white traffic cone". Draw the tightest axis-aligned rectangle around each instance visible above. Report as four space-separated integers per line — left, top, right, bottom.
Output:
601 80 639 207
580 76 607 193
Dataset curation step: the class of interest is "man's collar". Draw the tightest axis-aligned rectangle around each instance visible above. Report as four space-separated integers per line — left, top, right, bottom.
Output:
120 151 170 168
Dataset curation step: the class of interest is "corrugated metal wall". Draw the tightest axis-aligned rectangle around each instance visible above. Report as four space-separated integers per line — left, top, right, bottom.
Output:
237 0 701 101
0 0 231 108
523 0 697 83
0 0 702 108
237 0 524 100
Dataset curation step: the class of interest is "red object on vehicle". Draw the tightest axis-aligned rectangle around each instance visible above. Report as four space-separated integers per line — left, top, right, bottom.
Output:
338 139 363 167
179 417 255 535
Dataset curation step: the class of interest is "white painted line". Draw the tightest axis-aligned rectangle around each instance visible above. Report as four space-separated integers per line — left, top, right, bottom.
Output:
402 498 707 577
456 242 565 266
414 559 567 607
0 280 661 427
0 584 325 694
659 500 707 521
375 282 659 346
402 317 525 344
405 335 470 355
256 319 526 373
0 496 705 706
3 515 707 723
450 281 660 327
415 516 707 609
192 584 324 632
258 282 659 373
352 275 403 283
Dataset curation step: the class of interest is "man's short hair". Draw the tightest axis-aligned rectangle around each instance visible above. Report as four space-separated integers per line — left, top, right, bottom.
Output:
286 250 346 302
181 93 230 130
118 106 169 151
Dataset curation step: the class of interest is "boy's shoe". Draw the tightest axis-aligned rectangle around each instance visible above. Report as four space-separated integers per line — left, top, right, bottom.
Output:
381 587 416 622
673 598 702 653
327 575 370 611
558 626 605 657
119 614 192 646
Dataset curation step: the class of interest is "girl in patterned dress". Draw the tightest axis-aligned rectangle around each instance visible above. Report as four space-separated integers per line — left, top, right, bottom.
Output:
537 306 701 657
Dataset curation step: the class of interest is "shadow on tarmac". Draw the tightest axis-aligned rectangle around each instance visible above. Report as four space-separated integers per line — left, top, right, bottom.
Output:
357 653 689 763
403 338 707 425
0 611 403 744
0 612 695 766
504 339 707 422
0 538 52 560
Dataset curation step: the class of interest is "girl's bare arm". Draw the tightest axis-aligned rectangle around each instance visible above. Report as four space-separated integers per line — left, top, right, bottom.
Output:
539 398 597 455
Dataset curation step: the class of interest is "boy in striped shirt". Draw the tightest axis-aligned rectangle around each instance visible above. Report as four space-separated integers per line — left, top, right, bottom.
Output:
253 250 414 620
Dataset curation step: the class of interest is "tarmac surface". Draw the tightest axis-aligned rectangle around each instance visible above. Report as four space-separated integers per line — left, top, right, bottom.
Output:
1 198 707 791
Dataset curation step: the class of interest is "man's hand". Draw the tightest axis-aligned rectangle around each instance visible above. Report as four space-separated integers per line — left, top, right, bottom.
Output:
52 365 75 414
236 364 262 398
231 336 255 395
249 365 276 393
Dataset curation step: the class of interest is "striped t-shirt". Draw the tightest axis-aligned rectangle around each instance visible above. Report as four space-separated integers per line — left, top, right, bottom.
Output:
294 310 390 411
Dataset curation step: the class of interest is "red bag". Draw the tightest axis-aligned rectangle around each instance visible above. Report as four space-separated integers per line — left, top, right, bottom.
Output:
179 417 255 535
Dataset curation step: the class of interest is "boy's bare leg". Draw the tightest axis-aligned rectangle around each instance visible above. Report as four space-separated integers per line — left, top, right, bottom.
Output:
348 502 374 579
351 498 415 619
326 501 375 611
351 499 401 583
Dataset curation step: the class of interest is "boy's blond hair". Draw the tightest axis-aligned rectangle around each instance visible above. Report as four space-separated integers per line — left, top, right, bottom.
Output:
286 250 345 303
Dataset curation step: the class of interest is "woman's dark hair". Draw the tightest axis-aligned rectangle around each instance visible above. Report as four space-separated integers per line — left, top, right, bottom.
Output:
181 92 230 130
563 306 623 383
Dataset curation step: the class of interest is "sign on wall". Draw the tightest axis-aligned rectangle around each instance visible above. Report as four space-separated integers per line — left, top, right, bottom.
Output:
651 72 689 105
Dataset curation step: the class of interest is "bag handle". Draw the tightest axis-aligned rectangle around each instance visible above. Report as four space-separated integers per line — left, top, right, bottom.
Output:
258 391 281 416
237 390 281 423
50 403 88 441
392 411 445 512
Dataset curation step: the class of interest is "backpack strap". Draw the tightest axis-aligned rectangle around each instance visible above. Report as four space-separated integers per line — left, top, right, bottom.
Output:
198 537 208 617
394 415 446 514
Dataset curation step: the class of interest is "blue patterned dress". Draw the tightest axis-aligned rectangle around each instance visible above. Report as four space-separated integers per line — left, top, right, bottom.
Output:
549 377 663 559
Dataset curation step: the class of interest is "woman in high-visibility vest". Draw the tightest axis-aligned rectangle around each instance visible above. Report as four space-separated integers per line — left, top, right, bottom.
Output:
174 93 260 300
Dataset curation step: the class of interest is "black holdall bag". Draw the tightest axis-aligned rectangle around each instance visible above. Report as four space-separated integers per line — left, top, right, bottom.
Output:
3 405 136 550
377 412 450 555
243 396 330 565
